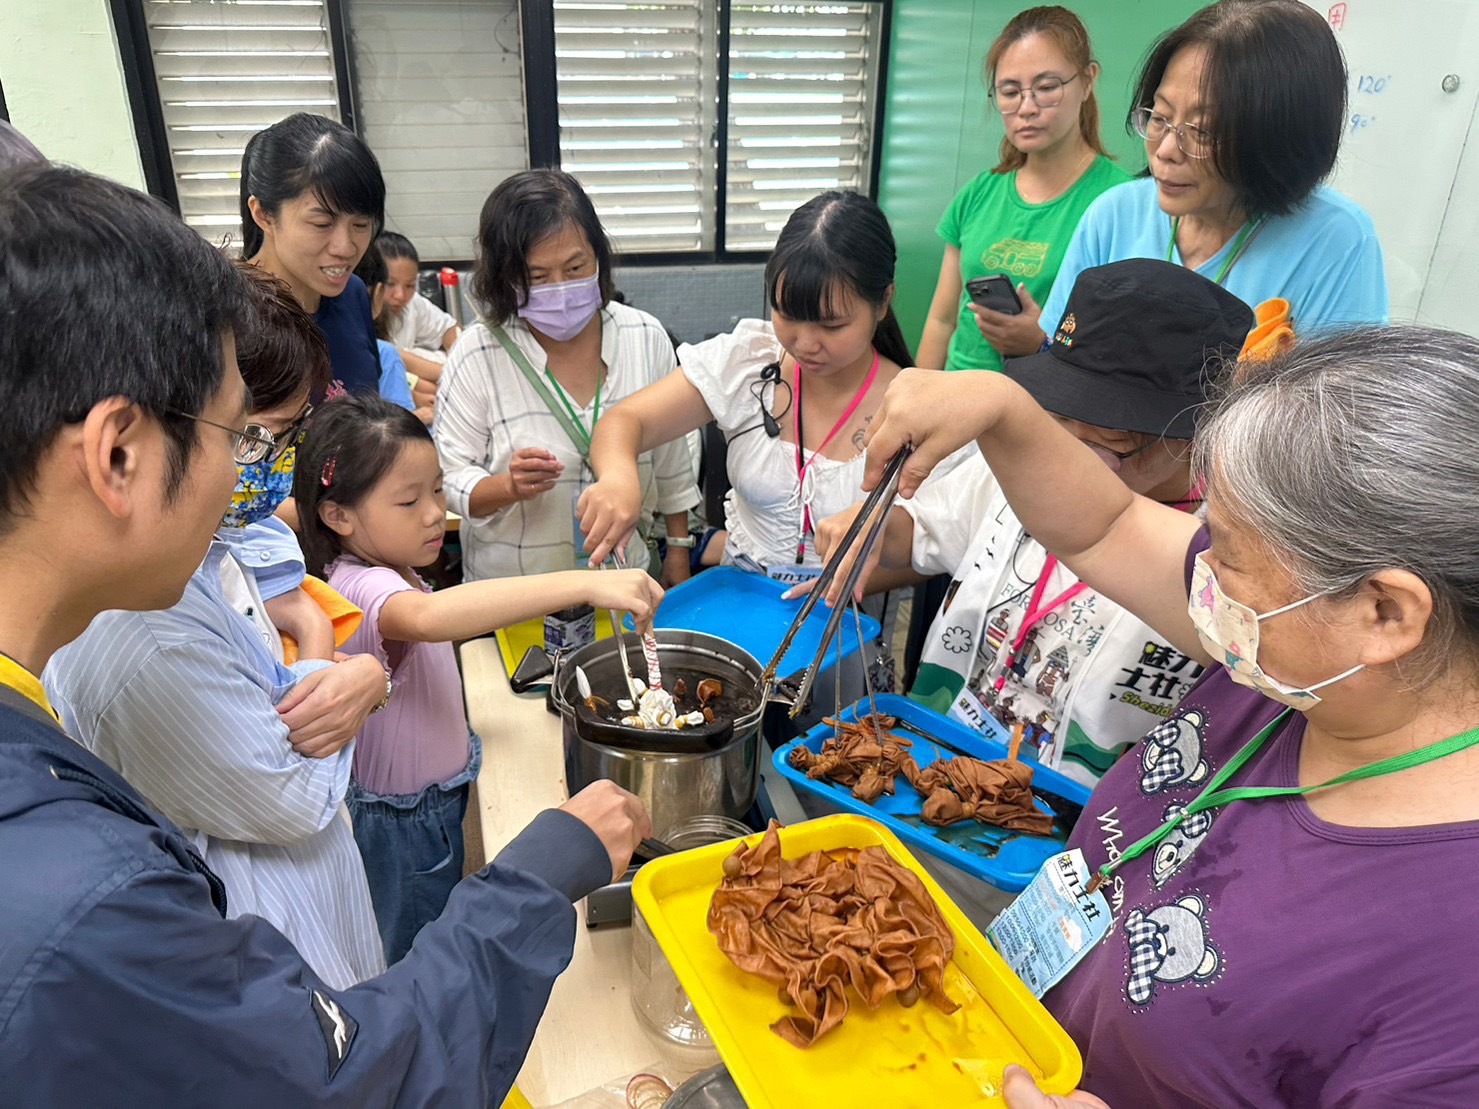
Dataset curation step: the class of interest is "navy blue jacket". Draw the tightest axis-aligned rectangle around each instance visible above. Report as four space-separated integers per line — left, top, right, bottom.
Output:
0 691 610 1105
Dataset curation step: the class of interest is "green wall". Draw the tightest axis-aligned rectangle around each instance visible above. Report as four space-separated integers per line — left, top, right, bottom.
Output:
878 0 1202 346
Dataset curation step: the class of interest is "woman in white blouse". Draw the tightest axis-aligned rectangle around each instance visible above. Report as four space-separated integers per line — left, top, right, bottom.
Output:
581 191 916 588
434 169 698 582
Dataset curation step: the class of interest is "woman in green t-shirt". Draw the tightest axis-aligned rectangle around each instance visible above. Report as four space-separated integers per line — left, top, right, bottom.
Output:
916 7 1130 372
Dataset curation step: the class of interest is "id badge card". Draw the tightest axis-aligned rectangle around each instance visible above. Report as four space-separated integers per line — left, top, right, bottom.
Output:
987 849 1112 998
947 685 997 735
572 490 591 565
766 562 822 588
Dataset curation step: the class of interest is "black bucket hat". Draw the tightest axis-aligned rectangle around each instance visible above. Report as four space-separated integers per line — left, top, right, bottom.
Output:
1004 258 1254 440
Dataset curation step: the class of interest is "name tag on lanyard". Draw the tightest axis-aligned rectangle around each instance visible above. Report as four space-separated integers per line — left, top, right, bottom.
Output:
987 848 1112 998
572 461 594 564
767 562 822 587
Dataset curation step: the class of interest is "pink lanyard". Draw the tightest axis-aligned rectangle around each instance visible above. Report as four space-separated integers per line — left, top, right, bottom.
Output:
792 350 880 560
993 555 1088 691
990 484 1203 690
1163 472 1208 513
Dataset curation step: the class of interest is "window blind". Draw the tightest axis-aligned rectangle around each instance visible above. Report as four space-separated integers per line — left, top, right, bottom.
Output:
725 3 883 251
550 1 883 255
346 0 528 261
143 0 342 245
552 0 717 253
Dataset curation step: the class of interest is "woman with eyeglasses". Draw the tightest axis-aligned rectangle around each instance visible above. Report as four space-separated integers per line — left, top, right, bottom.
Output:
916 7 1130 372
46 265 393 989
1037 0 1388 343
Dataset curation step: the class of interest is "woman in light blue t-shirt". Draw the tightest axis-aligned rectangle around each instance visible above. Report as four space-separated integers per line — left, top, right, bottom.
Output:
1041 0 1388 340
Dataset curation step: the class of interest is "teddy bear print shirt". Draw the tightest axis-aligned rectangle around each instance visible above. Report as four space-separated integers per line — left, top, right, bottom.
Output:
1046 532 1479 1107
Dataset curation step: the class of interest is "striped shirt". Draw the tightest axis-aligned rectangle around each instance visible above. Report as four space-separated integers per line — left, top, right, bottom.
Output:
44 542 385 989
434 301 699 581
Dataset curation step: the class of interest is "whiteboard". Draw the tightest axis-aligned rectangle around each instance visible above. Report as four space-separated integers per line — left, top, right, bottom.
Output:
1306 0 1479 326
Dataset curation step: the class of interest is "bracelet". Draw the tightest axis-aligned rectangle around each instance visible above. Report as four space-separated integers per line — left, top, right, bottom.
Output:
370 670 394 714
665 534 696 549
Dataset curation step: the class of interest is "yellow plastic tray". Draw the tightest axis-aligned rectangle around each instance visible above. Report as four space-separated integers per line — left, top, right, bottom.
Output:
631 814 1082 1108
491 611 618 679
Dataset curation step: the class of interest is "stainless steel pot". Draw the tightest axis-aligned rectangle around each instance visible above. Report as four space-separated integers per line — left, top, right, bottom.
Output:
550 629 764 831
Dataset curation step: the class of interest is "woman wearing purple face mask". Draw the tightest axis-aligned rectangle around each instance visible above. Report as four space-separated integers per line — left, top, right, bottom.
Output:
857 325 1479 1109
433 169 698 583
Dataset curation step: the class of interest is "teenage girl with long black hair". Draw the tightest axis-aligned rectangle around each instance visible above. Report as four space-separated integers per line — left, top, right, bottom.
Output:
580 190 918 587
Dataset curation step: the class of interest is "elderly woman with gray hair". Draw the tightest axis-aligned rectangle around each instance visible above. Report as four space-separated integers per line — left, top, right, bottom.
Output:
863 326 1479 1108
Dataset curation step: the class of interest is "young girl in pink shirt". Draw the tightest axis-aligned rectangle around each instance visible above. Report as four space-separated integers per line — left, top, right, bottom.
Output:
294 393 661 961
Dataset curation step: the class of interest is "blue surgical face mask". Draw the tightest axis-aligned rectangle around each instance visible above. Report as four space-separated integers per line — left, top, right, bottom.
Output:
518 274 602 341
221 445 296 529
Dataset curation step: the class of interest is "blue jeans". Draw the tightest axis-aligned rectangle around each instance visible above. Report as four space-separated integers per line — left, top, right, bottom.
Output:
346 735 482 965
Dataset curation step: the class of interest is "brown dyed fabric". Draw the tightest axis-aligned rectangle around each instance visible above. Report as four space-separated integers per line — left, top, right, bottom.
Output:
707 822 957 1048
789 714 1053 835
900 756 1054 835
788 714 913 803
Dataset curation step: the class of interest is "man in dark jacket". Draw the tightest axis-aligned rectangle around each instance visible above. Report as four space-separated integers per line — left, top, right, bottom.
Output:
0 165 649 1104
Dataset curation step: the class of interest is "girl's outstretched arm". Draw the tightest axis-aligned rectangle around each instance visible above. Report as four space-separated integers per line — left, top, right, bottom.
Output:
376 568 664 644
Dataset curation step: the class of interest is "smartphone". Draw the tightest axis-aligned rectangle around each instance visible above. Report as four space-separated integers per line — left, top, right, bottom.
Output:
966 274 1024 316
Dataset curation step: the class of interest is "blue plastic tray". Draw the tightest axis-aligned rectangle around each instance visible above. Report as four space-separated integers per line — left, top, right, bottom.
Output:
773 694 1092 892
627 566 879 679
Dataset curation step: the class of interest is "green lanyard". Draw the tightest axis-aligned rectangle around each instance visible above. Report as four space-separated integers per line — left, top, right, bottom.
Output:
489 323 602 458
1165 216 1263 286
1087 709 1479 895
544 368 601 453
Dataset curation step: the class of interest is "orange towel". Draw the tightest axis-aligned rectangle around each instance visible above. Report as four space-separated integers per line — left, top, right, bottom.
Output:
1239 297 1295 362
280 575 363 664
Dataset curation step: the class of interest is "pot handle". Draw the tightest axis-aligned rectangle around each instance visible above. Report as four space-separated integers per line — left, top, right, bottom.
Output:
544 645 574 707
510 645 555 695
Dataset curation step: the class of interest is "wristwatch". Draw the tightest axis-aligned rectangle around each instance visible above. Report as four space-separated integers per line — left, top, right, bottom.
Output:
370 670 394 714
665 534 696 549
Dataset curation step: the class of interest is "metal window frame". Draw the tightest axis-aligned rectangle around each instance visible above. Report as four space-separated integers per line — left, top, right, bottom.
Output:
525 0 892 267
109 0 360 215
108 0 179 206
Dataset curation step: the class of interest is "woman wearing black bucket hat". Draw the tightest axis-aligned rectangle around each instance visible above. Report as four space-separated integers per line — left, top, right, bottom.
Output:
814 259 1251 788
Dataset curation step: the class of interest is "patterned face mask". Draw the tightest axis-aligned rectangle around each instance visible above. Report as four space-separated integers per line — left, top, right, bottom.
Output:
221 444 296 529
1187 552 1363 710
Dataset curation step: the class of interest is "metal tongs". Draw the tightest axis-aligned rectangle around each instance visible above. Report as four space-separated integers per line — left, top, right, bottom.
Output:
759 445 913 717
599 551 643 703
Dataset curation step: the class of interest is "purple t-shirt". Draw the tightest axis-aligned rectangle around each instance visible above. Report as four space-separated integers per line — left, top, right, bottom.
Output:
1048 531 1479 1106
328 556 471 796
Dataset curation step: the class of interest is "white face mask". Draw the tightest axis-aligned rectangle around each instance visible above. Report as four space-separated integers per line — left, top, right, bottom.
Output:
1188 552 1364 710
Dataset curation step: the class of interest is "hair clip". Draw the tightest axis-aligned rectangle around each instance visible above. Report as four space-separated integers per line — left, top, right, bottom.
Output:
320 450 339 487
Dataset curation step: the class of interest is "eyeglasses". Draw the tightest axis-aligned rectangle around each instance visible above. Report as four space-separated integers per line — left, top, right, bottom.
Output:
274 402 314 460
990 72 1079 114
167 409 277 466
1100 436 1162 464
1131 107 1213 159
